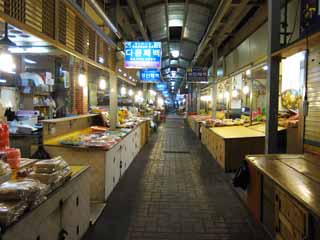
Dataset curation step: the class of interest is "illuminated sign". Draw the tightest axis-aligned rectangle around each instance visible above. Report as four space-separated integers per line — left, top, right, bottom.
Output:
186 67 208 83
156 83 167 91
124 42 162 69
140 69 161 82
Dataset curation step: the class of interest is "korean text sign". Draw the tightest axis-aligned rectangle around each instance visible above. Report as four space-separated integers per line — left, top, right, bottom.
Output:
140 69 161 82
124 42 162 69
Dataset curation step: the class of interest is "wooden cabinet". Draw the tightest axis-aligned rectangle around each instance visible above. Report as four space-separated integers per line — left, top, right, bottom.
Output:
2 166 90 240
275 187 309 240
41 122 149 202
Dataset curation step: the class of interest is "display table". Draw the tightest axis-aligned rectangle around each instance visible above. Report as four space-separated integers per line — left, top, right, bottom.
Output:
34 115 150 202
201 123 288 172
246 154 320 240
201 126 265 171
2 166 90 240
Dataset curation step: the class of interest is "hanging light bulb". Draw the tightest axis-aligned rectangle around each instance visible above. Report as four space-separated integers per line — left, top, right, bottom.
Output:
218 91 224 100
242 85 250 95
128 89 134 96
99 78 107 90
232 88 238 98
120 86 127 96
0 49 15 73
246 69 252 76
137 90 143 96
224 91 230 100
0 23 16 73
78 73 86 87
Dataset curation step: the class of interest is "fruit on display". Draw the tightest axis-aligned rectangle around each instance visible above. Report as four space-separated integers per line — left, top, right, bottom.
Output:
281 89 302 110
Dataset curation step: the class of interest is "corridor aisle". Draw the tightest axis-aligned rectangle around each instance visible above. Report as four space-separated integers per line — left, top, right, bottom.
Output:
84 118 269 240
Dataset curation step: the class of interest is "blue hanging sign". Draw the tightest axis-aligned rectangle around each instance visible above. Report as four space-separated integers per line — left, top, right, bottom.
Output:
156 83 167 91
124 42 162 69
140 69 161 82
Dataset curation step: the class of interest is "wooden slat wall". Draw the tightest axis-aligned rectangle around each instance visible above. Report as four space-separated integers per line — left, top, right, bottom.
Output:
25 0 42 32
58 1 67 45
66 8 76 50
0 0 4 13
0 0 117 73
42 0 55 38
305 46 320 147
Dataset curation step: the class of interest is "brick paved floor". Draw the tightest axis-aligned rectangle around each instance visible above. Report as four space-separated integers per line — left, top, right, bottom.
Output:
84 118 270 240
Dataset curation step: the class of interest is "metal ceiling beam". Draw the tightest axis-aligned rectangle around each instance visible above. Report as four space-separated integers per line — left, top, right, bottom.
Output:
197 0 260 65
191 0 234 66
164 0 171 64
86 0 123 39
127 0 149 40
214 0 253 46
143 0 214 10
219 1 267 57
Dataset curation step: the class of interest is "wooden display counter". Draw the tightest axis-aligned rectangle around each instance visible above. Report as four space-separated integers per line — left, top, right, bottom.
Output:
35 115 150 203
201 124 288 172
201 126 265 171
246 154 320 240
2 166 90 240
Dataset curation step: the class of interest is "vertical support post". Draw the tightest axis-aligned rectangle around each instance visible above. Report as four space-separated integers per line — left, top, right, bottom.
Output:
211 47 218 119
110 73 118 130
266 0 281 153
143 83 148 103
196 86 200 114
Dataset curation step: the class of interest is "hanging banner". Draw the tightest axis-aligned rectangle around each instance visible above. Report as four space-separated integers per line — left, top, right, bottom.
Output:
139 69 161 82
186 67 208 83
124 42 162 69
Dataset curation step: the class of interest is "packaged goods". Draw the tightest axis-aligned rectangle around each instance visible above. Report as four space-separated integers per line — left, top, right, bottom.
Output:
0 124 9 150
34 156 68 174
0 179 48 202
3 148 21 169
0 201 28 226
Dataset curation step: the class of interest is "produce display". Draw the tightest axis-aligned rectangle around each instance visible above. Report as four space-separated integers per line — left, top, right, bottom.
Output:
281 89 302 110
60 117 148 149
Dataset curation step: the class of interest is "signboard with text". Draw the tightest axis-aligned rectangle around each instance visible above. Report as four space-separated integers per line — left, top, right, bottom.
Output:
140 69 161 82
124 42 162 69
186 67 208 83
156 83 167 91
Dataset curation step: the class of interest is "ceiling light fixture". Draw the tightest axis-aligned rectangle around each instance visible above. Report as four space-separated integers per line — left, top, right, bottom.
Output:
171 50 180 58
99 78 107 90
24 58 37 64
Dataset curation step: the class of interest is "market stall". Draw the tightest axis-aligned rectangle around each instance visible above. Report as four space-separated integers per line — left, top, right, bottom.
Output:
246 154 320 240
34 114 150 203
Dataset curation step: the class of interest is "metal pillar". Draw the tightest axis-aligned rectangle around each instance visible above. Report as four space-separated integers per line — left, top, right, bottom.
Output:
109 73 118 130
196 86 200 114
143 83 148 103
266 0 281 153
211 47 218 119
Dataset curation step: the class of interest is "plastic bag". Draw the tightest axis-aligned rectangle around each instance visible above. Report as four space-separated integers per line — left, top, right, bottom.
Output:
0 201 28 226
34 156 68 174
0 178 48 201
232 160 250 190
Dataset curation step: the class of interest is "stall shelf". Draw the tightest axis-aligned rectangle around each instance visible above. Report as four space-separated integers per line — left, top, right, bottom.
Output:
246 154 320 240
2 166 90 240
35 115 150 202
